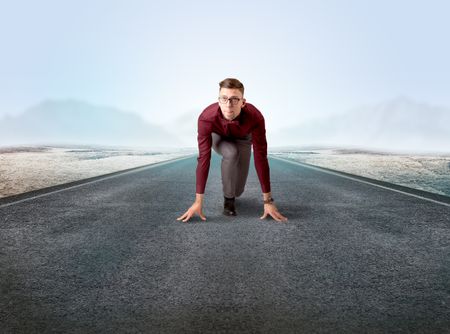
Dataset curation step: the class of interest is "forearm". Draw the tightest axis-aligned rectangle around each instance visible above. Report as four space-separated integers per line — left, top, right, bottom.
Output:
252 119 271 193
196 132 212 194
253 148 271 194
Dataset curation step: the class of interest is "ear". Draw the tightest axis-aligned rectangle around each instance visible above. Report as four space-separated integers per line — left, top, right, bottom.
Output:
242 98 246 107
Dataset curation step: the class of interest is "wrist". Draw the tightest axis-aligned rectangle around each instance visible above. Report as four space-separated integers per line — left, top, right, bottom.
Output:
263 192 272 201
195 193 204 204
263 197 274 204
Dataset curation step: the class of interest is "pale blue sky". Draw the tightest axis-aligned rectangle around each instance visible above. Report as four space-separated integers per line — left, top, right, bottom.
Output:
0 0 449 132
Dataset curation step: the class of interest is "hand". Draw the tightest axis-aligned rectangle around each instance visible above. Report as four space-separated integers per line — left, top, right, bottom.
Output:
260 203 288 222
177 202 207 223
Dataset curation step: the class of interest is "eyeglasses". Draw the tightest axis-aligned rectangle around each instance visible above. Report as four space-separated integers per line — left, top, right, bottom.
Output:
218 96 242 105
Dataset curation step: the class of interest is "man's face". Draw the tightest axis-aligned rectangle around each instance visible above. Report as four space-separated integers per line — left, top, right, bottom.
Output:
218 88 246 121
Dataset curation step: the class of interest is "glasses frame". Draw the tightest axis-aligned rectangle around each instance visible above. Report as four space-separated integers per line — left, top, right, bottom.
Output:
218 96 242 106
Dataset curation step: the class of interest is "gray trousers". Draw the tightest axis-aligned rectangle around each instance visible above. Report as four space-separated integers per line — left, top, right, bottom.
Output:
212 132 252 198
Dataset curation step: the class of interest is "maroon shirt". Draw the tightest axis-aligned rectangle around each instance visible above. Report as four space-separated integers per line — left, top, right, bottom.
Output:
196 102 271 194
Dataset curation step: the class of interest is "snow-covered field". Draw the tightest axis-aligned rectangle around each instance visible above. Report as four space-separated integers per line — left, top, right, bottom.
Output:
0 146 195 198
270 148 450 197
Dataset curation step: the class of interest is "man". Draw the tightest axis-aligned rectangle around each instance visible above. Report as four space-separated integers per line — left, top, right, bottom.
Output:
177 78 287 223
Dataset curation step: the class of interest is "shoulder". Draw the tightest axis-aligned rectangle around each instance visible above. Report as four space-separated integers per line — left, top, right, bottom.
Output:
198 102 219 121
243 103 265 122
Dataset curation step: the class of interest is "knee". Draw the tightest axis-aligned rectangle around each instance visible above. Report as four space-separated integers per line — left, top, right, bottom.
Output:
221 145 239 161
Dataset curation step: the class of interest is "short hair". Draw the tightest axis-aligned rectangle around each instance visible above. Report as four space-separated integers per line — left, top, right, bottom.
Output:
219 78 244 96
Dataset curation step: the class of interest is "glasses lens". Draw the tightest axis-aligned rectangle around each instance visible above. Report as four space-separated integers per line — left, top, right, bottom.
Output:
219 97 240 105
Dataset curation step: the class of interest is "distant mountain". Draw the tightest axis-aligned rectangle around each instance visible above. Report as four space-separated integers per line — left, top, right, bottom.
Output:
0 99 183 148
276 97 450 153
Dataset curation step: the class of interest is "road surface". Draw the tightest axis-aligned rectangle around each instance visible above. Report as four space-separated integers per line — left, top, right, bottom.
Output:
1 154 449 333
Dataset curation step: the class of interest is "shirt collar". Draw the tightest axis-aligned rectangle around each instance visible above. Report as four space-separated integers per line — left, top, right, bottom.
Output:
217 105 244 124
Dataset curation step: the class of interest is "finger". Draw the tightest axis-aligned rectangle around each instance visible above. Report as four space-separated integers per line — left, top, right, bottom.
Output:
270 212 282 222
200 212 207 221
271 211 285 222
274 210 288 221
176 212 187 221
182 212 192 223
275 216 287 223
274 213 288 222
260 212 268 219
279 214 288 221
273 211 283 220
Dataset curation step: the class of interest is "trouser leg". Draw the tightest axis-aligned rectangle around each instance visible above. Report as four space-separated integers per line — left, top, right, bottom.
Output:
234 135 252 197
212 132 252 198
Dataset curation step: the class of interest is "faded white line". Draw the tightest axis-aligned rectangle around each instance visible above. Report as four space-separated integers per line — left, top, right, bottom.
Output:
271 156 450 208
0 155 195 209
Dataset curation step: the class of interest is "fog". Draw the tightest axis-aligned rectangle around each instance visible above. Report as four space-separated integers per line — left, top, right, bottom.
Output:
1 1 449 152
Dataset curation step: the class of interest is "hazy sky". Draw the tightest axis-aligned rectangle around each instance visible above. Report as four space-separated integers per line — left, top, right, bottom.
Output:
1 0 449 132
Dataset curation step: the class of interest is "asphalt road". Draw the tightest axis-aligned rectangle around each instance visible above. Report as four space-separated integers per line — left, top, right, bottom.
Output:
1 154 449 333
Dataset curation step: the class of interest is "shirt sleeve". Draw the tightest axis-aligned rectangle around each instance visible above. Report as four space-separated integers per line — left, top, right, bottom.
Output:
195 117 212 194
251 116 271 193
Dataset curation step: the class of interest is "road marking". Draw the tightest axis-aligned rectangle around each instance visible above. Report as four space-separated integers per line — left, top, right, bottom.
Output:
272 156 450 208
0 155 195 209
